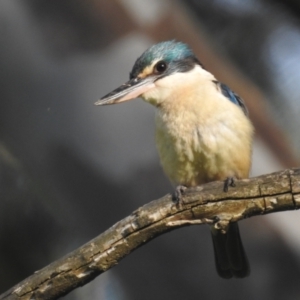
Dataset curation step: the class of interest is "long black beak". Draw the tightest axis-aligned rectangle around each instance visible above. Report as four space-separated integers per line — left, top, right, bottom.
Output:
95 77 156 106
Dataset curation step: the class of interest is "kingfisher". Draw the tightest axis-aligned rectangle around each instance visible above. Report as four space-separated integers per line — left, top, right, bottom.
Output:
95 40 254 279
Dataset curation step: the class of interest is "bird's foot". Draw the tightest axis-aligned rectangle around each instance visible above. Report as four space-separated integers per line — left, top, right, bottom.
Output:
223 177 235 192
213 215 231 234
173 185 187 208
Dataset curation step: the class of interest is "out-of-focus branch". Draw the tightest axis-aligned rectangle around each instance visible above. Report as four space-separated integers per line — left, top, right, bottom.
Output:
1 168 300 300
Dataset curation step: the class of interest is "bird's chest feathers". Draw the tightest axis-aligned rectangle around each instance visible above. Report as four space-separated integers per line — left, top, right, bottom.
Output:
156 109 218 184
143 66 252 186
154 94 251 186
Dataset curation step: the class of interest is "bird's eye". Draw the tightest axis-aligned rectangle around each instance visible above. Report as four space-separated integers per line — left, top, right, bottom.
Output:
154 61 167 73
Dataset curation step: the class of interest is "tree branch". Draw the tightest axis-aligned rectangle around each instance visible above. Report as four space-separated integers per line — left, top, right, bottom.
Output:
1 168 300 300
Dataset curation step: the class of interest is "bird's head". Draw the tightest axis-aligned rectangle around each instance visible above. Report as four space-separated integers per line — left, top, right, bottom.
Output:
95 41 201 107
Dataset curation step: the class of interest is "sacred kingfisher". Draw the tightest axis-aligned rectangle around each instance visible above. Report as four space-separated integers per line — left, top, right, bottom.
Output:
95 41 254 279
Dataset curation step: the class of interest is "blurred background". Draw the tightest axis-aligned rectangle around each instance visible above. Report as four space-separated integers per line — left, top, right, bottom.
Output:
1 0 300 299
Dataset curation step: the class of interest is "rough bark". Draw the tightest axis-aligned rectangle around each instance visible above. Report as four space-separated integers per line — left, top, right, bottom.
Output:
1 168 300 300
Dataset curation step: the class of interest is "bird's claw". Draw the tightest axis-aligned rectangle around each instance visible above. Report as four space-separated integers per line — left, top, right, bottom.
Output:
173 185 187 207
223 177 235 192
213 214 232 234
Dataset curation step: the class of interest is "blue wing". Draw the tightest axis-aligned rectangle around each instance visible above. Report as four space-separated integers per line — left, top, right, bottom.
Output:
216 82 248 116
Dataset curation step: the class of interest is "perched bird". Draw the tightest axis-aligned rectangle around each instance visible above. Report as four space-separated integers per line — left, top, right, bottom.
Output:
95 41 254 278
